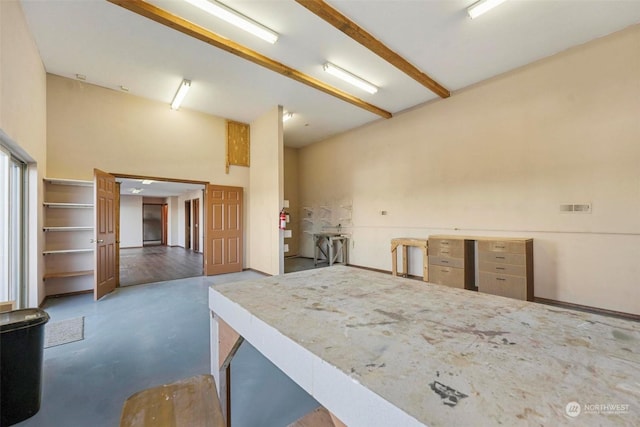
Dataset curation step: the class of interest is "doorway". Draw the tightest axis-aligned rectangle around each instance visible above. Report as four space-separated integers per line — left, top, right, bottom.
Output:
116 176 206 287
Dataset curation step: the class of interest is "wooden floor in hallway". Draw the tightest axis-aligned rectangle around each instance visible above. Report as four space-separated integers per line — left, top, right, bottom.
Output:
119 246 203 287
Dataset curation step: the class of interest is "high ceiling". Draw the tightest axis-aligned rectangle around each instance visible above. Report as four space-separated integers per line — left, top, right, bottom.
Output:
21 0 640 147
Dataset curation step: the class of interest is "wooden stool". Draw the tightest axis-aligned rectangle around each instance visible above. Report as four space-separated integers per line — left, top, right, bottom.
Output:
391 238 429 282
120 374 225 427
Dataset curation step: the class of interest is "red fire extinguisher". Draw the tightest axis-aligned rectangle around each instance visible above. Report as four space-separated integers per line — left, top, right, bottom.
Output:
279 208 287 230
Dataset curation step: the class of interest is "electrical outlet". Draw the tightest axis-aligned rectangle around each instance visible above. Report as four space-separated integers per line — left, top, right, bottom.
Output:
381 210 388 216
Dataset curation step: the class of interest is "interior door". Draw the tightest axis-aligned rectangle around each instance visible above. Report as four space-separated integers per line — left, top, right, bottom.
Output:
204 185 243 275
193 198 200 253
115 181 121 287
94 169 117 300
185 201 191 250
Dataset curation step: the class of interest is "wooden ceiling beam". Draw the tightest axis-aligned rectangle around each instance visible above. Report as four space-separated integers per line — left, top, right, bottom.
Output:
107 0 392 119
295 0 450 99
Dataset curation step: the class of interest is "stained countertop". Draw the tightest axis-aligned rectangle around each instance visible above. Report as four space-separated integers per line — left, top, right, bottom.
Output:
209 265 639 426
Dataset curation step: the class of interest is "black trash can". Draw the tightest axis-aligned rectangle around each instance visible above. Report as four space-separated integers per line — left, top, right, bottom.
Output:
0 308 50 426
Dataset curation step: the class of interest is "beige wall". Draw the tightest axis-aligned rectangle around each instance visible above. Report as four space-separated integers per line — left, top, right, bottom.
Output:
47 74 248 266
0 0 47 307
47 74 248 186
249 106 284 275
299 25 640 315
284 147 300 256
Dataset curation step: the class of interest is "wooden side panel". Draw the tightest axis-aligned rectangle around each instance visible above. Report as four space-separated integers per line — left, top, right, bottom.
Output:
226 121 250 172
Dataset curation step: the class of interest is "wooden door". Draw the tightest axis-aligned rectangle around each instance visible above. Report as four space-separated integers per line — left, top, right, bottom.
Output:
204 185 243 275
193 198 200 253
115 182 121 287
94 169 117 300
185 201 191 250
162 204 168 246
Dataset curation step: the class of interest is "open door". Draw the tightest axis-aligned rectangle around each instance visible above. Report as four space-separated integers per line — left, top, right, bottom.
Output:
94 169 117 300
193 198 200 253
204 185 243 275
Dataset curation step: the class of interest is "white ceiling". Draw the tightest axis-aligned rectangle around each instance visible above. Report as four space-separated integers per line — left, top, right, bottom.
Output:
21 0 640 147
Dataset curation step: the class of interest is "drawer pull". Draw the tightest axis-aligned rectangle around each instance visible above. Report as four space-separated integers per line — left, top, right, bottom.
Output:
495 256 505 259
495 245 505 249
441 260 449 263
496 277 506 281
441 269 449 273
496 267 505 270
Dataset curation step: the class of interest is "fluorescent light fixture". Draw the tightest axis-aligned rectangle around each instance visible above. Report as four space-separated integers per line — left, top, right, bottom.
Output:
183 0 278 44
141 180 154 185
323 62 378 95
170 79 191 110
467 0 508 19
283 112 293 122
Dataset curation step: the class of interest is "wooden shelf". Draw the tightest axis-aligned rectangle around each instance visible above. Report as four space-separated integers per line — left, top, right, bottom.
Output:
44 270 93 280
43 226 93 232
44 202 94 209
43 248 94 255
44 178 93 187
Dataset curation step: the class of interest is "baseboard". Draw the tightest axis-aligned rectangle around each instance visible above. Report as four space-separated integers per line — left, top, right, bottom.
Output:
534 297 639 322
347 263 424 281
40 289 93 307
350 265 638 321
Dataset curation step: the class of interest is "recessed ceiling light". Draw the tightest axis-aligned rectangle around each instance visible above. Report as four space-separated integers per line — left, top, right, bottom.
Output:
323 62 378 95
141 180 154 185
130 188 143 194
75 74 86 81
467 0 508 19
183 0 278 44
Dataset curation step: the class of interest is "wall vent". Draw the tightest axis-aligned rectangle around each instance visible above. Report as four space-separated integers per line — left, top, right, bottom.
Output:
560 203 592 214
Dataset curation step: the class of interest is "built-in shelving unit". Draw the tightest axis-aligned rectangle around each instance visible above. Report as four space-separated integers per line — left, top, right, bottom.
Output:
43 178 95 296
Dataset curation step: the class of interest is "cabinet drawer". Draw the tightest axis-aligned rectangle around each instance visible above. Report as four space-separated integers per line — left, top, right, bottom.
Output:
478 240 525 254
429 255 464 269
429 238 464 254
478 272 527 300
430 245 465 259
478 261 526 277
478 251 525 266
429 266 465 289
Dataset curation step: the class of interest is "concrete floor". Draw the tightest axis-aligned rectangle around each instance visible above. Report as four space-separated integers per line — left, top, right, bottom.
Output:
17 270 319 427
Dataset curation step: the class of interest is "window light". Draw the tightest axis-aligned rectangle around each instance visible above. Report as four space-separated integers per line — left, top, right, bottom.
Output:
170 79 191 111
323 63 378 95
183 0 278 44
467 0 508 19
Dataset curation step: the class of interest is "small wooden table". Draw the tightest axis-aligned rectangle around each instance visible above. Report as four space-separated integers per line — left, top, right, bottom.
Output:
120 375 224 427
391 237 428 282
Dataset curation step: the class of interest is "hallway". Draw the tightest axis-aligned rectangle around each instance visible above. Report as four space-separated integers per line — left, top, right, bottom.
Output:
119 246 203 286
